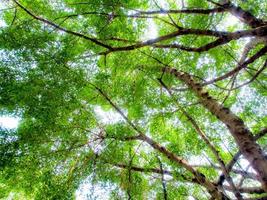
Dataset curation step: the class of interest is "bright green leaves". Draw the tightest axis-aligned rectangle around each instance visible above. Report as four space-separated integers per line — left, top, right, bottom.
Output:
1 0 267 199
105 123 135 139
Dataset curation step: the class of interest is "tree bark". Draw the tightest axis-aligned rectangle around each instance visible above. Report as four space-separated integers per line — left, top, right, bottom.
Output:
164 67 267 192
139 134 229 200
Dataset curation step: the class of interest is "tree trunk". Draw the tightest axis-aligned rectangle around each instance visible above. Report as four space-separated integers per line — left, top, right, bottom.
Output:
165 67 267 192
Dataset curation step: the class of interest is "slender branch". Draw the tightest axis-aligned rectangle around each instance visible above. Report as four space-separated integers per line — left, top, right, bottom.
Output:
232 60 267 90
151 37 231 52
93 85 141 134
12 0 113 50
112 163 173 176
237 164 251 188
103 134 143 141
193 164 258 180
157 156 168 200
255 127 267 140
54 12 176 27
100 26 267 55
127 151 133 200
217 151 242 186
202 45 267 85
223 185 266 194
217 127 267 186
134 7 225 15
92 85 227 199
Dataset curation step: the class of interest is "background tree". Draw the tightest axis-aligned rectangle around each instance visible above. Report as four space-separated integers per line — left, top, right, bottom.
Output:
0 0 267 199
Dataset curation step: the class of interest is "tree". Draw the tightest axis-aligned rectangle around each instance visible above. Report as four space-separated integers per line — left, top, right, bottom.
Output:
0 0 266 199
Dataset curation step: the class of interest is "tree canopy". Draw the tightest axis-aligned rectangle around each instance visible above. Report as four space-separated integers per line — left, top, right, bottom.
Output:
0 0 267 199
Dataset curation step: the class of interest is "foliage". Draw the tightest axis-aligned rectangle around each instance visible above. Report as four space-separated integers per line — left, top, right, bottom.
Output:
0 0 267 199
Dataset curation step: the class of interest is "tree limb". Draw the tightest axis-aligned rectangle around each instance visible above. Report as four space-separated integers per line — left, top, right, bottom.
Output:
164 66 267 191
92 85 228 199
12 0 113 50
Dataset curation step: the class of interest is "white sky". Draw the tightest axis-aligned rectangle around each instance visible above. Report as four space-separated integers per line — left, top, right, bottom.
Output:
0 116 20 129
0 20 6 28
0 2 7 28
94 106 123 124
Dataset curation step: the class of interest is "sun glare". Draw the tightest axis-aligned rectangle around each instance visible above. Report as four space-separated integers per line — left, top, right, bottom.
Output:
142 19 158 40
220 14 242 30
0 116 20 129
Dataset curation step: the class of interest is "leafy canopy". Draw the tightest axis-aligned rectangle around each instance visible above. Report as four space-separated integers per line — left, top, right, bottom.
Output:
0 0 267 199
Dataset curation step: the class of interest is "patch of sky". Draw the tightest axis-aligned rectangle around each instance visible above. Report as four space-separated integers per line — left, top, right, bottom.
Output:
141 18 158 40
156 0 169 9
0 1 8 28
196 55 216 70
94 106 124 124
0 19 6 28
188 154 210 166
76 176 121 200
231 85 267 117
0 116 20 130
216 14 242 31
48 0 74 13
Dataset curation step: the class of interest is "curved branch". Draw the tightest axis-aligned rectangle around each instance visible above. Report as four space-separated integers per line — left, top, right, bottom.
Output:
13 0 267 56
255 127 267 140
134 7 225 15
151 37 231 52
12 0 113 50
112 163 173 176
203 45 267 85
233 60 267 90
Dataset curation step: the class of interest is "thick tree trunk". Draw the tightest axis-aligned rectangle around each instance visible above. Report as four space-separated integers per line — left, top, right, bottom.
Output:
165 67 267 192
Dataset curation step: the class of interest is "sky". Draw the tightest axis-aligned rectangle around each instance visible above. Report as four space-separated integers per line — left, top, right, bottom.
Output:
0 1 7 28
0 116 20 129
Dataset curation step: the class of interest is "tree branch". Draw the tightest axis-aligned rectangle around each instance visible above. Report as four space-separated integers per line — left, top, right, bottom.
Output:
157 156 168 200
12 0 113 50
224 185 266 194
232 60 267 90
164 66 267 191
13 0 267 56
158 78 242 199
92 85 227 199
222 2 266 28
202 45 267 85
217 127 267 186
134 7 225 15
151 37 231 52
